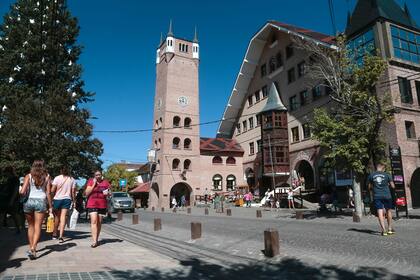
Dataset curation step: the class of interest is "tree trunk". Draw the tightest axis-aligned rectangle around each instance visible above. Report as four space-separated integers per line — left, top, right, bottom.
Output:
353 176 363 219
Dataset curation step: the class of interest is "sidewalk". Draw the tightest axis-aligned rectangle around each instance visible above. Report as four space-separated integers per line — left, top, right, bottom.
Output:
0 223 180 278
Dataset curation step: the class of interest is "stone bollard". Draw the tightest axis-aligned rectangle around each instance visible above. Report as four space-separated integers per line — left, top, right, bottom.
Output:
187 208 191 214
161 207 165 212
152 206 155 211
205 208 209 215
132 214 139 225
296 211 304 220
154 218 161 231
173 207 177 213
353 212 361 223
264 229 279 257
256 210 262 218
117 211 123 221
191 222 202 240
226 208 232 216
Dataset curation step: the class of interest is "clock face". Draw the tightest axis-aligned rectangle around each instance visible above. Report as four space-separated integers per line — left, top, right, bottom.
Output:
178 96 189 107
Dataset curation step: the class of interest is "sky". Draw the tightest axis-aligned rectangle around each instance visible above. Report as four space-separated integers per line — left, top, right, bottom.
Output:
1 0 420 169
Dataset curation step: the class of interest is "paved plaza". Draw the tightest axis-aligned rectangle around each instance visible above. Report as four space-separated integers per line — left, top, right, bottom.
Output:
1 207 420 279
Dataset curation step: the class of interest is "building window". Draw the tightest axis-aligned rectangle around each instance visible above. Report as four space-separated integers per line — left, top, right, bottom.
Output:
405 121 416 139
297 61 306 77
249 142 255 155
184 117 191 128
184 138 191 149
184 159 191 170
274 113 282 127
236 123 241 134
302 123 311 139
256 115 262 126
172 158 180 170
248 95 253 107
261 64 267 77
300 90 309 106
154 140 158 149
262 85 268 98
212 156 223 164
226 157 236 165
416 81 420 105
212 174 223 190
226 175 236 191
249 117 254 129
172 137 180 149
347 28 375 65
289 95 299 111
291 126 300 142
274 146 287 163
391 25 420 64
255 90 260 102
286 43 294 59
264 115 273 129
287 68 295 84
257 139 262 152
173 116 181 127
155 120 159 129
243 120 247 132
398 77 413 104
269 56 276 73
312 85 322 100
276 51 283 67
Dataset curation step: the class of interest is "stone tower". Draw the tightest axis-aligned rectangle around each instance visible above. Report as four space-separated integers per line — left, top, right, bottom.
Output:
150 22 200 208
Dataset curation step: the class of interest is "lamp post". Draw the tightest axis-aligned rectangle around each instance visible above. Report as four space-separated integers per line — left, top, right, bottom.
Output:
147 149 157 208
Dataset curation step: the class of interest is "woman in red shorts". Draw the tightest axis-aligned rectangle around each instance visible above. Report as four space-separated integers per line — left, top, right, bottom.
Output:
85 170 111 248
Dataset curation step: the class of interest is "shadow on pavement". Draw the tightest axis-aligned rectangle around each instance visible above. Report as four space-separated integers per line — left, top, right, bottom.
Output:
107 257 420 280
347 228 379 235
99 238 123 246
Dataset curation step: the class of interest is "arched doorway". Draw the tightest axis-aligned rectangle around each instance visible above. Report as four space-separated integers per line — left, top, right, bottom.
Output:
410 168 420 208
245 168 255 188
170 182 192 208
149 183 159 208
294 160 314 190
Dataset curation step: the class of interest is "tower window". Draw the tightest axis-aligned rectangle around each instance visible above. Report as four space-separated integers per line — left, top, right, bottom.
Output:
257 139 262 152
172 158 180 170
184 159 191 170
172 137 180 149
212 156 223 164
398 77 413 104
184 117 192 128
405 121 416 139
173 116 181 127
226 157 236 165
184 138 192 149
291 127 300 142
249 142 255 155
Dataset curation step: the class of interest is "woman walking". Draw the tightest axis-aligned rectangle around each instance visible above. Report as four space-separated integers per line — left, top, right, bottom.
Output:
85 170 111 248
19 160 52 259
51 166 76 243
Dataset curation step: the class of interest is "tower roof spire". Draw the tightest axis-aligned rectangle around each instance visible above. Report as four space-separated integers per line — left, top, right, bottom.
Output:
193 26 198 43
159 32 163 46
167 19 173 37
260 83 286 113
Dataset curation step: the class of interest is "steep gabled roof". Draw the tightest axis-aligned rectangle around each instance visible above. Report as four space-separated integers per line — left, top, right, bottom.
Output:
259 82 287 113
217 21 336 138
345 0 419 37
200 137 244 153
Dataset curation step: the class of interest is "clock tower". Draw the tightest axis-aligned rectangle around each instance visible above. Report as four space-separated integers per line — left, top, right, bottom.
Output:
150 22 201 208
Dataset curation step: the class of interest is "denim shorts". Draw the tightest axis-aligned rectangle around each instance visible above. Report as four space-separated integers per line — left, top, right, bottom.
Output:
23 198 47 213
374 198 394 210
53 198 72 210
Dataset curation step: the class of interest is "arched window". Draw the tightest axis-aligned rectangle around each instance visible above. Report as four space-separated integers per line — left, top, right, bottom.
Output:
172 137 180 149
184 138 191 149
173 116 181 127
184 159 191 170
184 117 191 128
159 117 163 127
226 157 236 165
212 174 223 190
155 120 159 129
226 175 236 191
156 160 161 171
212 156 223 164
154 140 158 149
172 158 180 170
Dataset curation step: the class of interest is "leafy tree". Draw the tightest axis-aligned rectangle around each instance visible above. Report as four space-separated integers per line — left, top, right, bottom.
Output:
103 165 138 192
0 0 103 178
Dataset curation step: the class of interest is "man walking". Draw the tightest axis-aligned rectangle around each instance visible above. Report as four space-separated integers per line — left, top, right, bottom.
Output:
368 163 396 236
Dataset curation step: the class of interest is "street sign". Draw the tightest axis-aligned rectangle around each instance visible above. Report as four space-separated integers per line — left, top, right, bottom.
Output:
119 179 127 188
389 146 408 218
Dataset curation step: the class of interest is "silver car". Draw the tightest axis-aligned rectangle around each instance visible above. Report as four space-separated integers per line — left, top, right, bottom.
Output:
108 192 135 213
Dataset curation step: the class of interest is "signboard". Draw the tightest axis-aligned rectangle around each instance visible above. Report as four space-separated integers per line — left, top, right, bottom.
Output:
119 179 127 188
389 146 408 218
335 169 353 187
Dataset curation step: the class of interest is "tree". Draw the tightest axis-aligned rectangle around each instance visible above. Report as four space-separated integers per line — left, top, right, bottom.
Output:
294 35 395 218
103 165 138 192
0 0 103 179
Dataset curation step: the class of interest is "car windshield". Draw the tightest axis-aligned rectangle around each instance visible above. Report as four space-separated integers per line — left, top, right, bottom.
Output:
113 193 129 198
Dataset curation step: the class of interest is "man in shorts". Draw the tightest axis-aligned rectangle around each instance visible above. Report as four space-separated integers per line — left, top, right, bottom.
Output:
368 163 396 236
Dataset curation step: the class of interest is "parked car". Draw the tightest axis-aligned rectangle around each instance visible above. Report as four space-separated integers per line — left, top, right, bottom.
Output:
108 192 135 213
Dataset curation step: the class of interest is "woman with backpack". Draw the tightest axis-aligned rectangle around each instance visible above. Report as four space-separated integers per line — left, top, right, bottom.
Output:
19 160 52 260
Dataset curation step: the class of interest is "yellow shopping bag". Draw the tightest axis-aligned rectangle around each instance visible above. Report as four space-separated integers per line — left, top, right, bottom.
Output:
46 215 54 233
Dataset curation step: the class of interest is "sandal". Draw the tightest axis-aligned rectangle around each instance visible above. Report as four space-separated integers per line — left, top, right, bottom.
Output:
27 249 36 260
90 242 98 248
387 229 396 235
381 231 389 236
59 237 65 244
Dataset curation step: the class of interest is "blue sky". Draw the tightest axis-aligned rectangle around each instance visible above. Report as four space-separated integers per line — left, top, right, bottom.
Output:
1 0 420 168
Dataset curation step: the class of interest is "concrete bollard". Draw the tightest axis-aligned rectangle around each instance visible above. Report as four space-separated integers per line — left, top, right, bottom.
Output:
191 222 202 240
152 206 155 211
173 207 177 213
132 214 139 225
256 210 262 218
161 207 165 212
296 211 304 220
264 229 279 257
154 218 161 231
226 208 232 216
117 211 123 221
353 212 361 223
205 208 209 215
187 208 191 214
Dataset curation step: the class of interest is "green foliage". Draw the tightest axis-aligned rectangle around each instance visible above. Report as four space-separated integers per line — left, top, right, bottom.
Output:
0 0 103 178
103 165 138 192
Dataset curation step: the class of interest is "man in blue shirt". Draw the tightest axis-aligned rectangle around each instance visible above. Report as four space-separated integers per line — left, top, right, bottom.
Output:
368 163 396 236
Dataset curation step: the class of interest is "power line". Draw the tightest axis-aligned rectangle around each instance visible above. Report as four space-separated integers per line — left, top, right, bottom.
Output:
328 0 337 35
